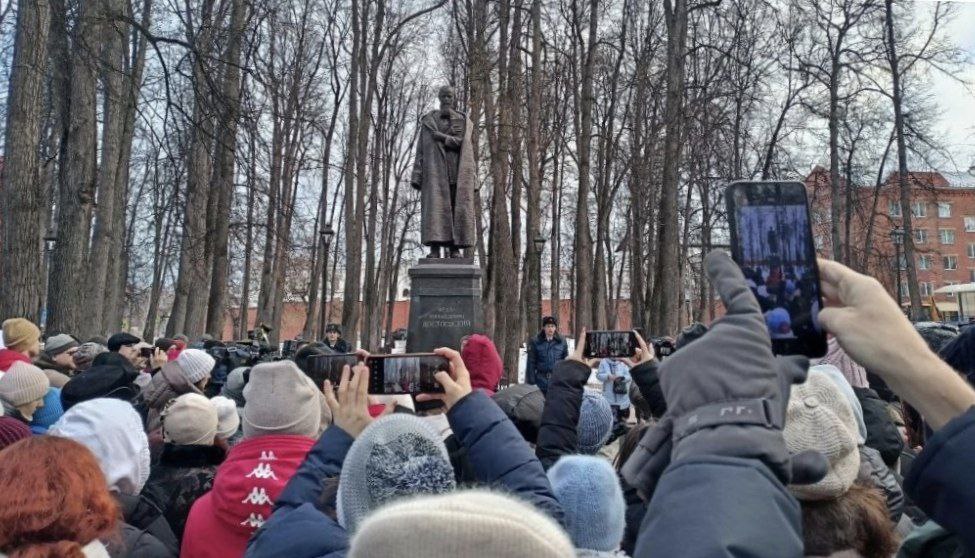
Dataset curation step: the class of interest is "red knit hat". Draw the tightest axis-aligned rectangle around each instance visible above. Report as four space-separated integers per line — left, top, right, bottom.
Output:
0 416 31 450
461 335 503 396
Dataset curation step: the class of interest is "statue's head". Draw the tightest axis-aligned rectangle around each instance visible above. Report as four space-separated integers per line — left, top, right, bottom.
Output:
438 86 456 113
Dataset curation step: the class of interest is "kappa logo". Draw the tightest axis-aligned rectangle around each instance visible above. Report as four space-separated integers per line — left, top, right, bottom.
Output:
259 451 278 461
240 513 265 529
245 463 278 480
241 487 273 506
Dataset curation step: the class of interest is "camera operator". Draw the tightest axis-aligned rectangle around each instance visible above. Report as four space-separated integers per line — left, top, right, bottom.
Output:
107 332 167 374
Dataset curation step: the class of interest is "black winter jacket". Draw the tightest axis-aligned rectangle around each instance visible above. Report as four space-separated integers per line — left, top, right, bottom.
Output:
144 443 226 541
535 360 589 470
629 360 667 418
905 405 975 554
854 386 904 468
859 445 904 523
112 493 178 558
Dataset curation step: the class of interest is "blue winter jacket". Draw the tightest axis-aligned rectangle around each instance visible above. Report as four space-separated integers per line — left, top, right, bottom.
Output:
904 405 975 555
526 333 569 393
245 391 563 557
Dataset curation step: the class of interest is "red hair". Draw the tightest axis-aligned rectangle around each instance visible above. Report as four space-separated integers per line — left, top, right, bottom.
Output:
0 437 119 558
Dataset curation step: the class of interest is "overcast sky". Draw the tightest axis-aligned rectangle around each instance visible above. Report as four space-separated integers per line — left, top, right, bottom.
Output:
930 1 975 169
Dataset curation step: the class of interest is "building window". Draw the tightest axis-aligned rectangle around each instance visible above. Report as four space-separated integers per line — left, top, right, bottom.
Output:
900 281 909 298
940 229 955 245
898 254 907 270
919 255 933 270
970 269 975 283
914 229 927 245
814 235 824 250
944 255 958 271
938 202 952 218
968 243 975 259
912 201 927 218
888 201 902 217
920 282 934 297
966 217 975 232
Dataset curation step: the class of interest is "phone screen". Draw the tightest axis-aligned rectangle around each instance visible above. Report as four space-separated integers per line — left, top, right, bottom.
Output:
726 181 827 358
584 331 637 358
306 354 359 389
368 354 449 394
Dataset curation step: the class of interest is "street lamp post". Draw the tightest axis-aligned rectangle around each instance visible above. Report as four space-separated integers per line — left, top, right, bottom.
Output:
42 230 57 328
891 227 905 309
533 235 547 328
318 223 335 340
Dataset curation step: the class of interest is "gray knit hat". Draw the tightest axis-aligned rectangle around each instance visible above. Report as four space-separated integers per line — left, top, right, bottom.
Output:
577 390 613 454
221 367 248 407
242 361 322 439
338 414 456 533
44 334 79 357
0 362 50 406
349 490 575 558
784 371 860 501
162 393 219 445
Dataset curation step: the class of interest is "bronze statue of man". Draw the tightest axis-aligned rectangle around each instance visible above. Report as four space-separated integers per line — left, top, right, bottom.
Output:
411 86 477 259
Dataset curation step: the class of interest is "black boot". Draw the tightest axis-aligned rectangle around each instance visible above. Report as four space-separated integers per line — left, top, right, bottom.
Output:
426 245 442 259
448 246 462 258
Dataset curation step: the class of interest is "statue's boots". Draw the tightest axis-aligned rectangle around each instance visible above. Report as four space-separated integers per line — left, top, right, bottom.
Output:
449 247 462 258
427 246 442 259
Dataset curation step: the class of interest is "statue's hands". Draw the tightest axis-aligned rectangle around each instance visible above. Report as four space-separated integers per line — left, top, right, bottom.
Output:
433 131 448 143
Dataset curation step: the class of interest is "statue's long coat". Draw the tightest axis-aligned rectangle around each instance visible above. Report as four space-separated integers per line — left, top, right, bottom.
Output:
410 109 478 247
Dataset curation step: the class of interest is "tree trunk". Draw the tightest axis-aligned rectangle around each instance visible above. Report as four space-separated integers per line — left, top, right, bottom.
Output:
650 0 688 336
167 0 216 338
885 0 923 319
522 0 543 344
47 0 97 336
205 0 246 336
572 0 598 337
0 0 52 322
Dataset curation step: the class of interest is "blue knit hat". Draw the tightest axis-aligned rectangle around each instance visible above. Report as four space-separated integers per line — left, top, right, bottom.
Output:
338 414 456 533
548 455 625 551
29 387 64 434
577 391 613 454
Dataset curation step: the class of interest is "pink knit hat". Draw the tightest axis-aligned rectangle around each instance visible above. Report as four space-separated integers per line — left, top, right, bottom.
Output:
814 337 869 389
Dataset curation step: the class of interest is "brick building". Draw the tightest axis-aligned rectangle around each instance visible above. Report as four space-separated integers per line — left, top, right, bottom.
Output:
805 166 975 321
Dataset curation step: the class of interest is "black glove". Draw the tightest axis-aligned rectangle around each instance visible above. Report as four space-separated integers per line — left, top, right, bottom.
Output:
622 250 827 499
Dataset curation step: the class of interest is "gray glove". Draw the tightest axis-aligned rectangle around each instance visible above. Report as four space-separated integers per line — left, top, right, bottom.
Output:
622 250 827 499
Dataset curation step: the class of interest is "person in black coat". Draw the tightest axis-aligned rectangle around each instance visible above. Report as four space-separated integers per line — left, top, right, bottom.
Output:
324 324 353 354
143 393 226 541
854 385 904 468
525 316 568 394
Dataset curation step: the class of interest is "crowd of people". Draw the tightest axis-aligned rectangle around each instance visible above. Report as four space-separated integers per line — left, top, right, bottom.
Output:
0 251 973 557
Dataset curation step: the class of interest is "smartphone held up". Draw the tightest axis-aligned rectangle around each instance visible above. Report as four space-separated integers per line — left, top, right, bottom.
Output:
725 180 827 358
583 330 638 359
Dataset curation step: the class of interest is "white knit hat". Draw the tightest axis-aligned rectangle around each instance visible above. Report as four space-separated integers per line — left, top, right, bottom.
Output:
784 371 861 501
349 490 576 558
49 398 151 495
174 349 215 384
0 361 50 406
162 393 219 445
211 395 241 439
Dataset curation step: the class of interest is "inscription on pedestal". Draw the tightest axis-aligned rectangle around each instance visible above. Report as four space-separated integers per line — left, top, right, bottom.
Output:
406 261 483 353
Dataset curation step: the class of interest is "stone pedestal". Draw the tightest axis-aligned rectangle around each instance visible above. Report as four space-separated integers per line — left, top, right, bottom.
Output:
406 258 483 353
